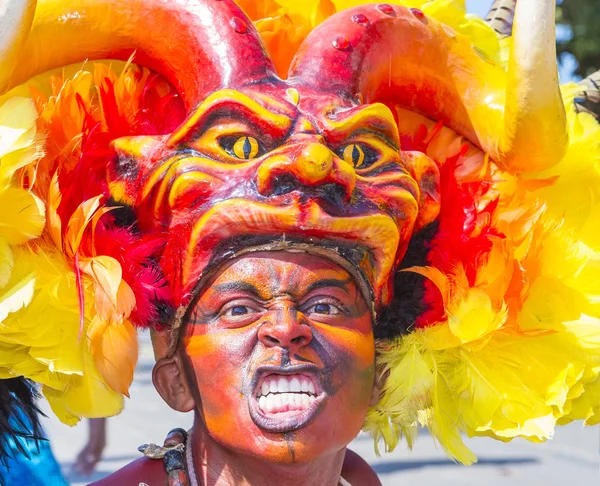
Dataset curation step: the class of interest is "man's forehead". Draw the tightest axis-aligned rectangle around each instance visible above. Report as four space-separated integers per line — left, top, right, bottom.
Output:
209 253 354 296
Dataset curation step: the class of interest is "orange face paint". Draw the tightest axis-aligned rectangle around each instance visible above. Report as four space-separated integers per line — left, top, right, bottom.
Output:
182 251 375 463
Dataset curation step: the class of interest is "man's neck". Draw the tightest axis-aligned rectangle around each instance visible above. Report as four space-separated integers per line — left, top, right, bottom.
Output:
189 421 346 486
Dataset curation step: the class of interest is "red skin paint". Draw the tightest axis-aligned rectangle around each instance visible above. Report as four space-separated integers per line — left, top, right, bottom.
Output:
182 252 375 465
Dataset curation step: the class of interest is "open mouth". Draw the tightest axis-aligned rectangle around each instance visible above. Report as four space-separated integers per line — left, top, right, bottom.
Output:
182 196 401 305
248 364 327 433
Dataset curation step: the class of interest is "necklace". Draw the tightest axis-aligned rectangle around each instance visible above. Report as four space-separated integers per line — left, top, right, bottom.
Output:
185 436 200 486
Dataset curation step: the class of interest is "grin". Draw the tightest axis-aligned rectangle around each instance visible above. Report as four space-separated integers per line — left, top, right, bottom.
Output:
248 364 328 433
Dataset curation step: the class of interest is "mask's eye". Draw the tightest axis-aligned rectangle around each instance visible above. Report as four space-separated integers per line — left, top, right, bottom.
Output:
339 143 378 169
220 135 261 160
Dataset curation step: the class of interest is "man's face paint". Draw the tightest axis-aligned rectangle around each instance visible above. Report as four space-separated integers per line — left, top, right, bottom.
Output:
182 251 375 463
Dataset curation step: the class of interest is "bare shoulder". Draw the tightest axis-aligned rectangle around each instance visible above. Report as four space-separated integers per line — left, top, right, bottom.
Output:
89 456 166 485
342 448 382 486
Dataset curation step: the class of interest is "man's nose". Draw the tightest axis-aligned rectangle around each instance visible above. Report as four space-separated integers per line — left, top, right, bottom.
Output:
256 142 355 199
257 310 313 350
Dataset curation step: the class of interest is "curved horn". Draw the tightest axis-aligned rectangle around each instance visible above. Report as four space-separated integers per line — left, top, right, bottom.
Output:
289 0 566 174
485 0 517 37
0 0 276 110
502 0 567 172
0 0 37 81
575 70 600 119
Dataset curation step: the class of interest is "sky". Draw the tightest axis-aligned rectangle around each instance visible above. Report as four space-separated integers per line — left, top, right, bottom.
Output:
465 0 488 17
465 0 577 81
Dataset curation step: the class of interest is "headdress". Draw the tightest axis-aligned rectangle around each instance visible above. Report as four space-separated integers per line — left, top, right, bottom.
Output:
1 0 599 464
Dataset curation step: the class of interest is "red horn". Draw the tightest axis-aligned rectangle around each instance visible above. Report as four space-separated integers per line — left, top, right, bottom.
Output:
288 4 499 152
3 0 276 110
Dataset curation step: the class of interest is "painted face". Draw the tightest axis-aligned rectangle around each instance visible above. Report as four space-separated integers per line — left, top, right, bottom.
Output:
182 251 375 463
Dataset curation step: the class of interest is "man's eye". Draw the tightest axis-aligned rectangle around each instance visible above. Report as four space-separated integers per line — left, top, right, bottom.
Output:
339 143 378 168
307 303 341 315
220 135 261 160
225 305 251 317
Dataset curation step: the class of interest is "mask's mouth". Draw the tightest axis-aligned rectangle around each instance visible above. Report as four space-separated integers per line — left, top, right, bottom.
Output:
180 197 402 306
248 364 327 433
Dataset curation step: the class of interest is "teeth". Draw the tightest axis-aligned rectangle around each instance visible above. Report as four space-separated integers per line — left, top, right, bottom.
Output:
258 375 318 401
277 377 289 393
265 394 275 413
257 392 316 414
301 394 310 409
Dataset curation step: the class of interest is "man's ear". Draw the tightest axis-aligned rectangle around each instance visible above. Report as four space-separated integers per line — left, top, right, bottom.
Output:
152 352 196 413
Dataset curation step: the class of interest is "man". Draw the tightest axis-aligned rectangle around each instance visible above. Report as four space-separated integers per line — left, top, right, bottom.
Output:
0 0 599 485
96 252 382 484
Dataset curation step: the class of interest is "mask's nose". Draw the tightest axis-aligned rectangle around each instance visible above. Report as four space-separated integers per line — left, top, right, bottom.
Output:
256 141 355 199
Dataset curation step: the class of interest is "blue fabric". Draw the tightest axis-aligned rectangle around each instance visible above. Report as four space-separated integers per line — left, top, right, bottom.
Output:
0 408 67 486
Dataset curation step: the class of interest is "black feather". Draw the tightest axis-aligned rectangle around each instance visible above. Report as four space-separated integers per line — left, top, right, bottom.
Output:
375 221 439 340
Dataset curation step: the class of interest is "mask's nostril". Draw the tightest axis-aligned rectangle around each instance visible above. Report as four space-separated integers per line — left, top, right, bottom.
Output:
269 174 299 197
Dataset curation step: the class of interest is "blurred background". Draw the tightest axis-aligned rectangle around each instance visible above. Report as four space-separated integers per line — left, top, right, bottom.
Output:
36 1 600 485
43 333 599 486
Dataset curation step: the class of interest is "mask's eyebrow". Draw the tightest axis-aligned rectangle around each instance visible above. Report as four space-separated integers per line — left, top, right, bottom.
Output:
321 103 400 149
168 89 294 146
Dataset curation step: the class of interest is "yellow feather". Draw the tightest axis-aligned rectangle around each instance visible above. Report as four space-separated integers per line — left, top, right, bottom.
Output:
88 316 138 396
0 245 126 424
447 288 507 342
43 346 124 426
79 256 122 311
64 195 103 256
0 272 35 323
0 188 46 245
46 171 62 248
0 97 37 160
0 239 13 289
